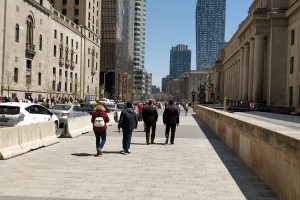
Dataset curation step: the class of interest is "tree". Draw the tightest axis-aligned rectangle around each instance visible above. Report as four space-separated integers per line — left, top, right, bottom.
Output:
42 78 53 99
99 84 111 99
4 70 15 98
22 74 35 96
70 79 82 98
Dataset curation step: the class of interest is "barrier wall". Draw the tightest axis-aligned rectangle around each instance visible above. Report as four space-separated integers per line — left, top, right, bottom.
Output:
60 116 93 138
0 121 59 160
114 111 121 123
196 105 300 200
106 112 116 126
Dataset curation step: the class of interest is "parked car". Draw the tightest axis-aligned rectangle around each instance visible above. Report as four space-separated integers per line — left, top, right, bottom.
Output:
99 98 114 104
0 103 59 131
82 104 112 115
104 103 125 113
49 104 89 127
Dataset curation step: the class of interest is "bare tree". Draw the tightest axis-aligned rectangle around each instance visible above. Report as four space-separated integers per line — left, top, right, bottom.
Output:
22 74 35 95
99 84 111 99
42 78 53 99
70 79 82 99
4 70 16 98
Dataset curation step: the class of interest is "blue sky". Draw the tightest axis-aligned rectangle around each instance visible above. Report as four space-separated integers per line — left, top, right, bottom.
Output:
145 0 254 88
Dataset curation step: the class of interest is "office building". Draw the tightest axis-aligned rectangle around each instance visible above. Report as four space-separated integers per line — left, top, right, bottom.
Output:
100 0 135 100
196 0 226 70
161 75 170 93
169 44 191 82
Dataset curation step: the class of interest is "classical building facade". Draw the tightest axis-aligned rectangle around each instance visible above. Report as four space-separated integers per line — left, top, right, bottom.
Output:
100 0 134 101
209 0 300 109
166 79 180 102
0 0 100 100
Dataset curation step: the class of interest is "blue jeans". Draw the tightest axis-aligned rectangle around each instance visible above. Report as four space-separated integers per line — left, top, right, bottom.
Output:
94 131 106 149
122 130 132 152
138 112 143 121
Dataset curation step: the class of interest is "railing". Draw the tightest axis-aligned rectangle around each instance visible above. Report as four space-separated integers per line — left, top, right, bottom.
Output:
26 43 36 55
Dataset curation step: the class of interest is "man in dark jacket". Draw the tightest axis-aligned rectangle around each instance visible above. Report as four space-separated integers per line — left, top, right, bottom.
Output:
118 101 138 154
142 100 158 145
163 100 179 144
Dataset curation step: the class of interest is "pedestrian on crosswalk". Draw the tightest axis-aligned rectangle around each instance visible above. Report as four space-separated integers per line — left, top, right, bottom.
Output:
142 100 158 145
163 100 179 145
118 101 138 155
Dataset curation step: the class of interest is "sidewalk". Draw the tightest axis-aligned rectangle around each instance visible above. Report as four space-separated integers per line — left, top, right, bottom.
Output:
0 109 279 200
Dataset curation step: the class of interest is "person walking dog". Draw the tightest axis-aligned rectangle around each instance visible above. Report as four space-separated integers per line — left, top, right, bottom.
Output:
163 100 179 145
118 101 138 155
91 105 110 156
142 100 158 145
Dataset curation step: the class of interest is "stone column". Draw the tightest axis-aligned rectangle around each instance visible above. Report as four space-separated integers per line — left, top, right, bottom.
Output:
239 48 244 100
215 72 219 101
242 43 250 100
248 38 255 101
231 64 234 99
253 35 265 102
235 61 239 100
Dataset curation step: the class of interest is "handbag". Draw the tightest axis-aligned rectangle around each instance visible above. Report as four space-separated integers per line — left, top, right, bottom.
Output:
94 117 105 127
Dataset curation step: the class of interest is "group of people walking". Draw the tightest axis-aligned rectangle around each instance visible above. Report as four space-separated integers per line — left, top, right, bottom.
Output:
91 100 181 156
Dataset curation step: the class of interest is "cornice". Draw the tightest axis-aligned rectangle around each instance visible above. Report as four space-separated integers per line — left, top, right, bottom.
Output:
24 0 51 16
286 0 300 17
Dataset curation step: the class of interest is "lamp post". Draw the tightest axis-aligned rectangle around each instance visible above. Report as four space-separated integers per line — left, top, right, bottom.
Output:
103 70 114 98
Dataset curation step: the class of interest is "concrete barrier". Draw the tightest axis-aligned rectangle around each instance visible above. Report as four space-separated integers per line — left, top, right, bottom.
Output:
107 112 116 126
114 111 121 122
196 105 300 200
0 121 59 160
60 116 92 138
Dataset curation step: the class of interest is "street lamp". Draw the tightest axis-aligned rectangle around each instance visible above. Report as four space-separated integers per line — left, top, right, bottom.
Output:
103 70 114 98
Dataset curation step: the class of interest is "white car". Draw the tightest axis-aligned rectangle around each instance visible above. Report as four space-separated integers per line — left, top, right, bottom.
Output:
0 103 59 131
99 98 114 104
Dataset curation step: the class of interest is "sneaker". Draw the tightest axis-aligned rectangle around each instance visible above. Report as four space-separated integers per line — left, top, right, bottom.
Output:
151 141 155 144
124 152 128 155
170 142 174 145
165 138 168 144
97 148 102 155
125 150 131 154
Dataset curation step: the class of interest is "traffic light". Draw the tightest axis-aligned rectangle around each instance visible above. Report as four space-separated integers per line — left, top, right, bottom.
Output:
153 94 154 97
169 94 170 97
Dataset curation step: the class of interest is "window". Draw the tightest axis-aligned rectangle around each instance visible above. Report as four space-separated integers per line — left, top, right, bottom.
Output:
60 33 63 42
88 12 90 19
53 67 56 75
63 0 67 5
15 24 19 42
40 0 43 5
71 39 73 47
289 86 293 106
14 68 18 83
89 2 90 8
88 59 90 67
75 9 79 15
66 36 68 44
75 0 79 5
290 57 294 74
54 45 56 57
93 7 94 13
26 16 33 44
291 29 295 46
70 83 72 92
38 73 41 85
65 82 67 91
59 69 62 76
87 86 89 93
39 35 42 50
54 29 57 39
76 42 78 49
62 9 67 15
97 1 98 7
65 71 67 77
75 73 77 79
92 77 93 83
70 72 73 78
52 81 55 90
76 55 78 64
74 19 79 25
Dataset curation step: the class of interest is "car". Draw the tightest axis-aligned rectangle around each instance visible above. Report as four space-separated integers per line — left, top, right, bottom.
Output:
104 103 125 113
49 104 89 127
0 103 59 131
99 98 114 104
82 104 112 115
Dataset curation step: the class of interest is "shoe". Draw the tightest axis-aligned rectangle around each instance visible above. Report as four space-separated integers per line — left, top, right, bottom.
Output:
165 138 168 144
146 142 149 145
124 152 128 155
97 148 102 155
151 141 154 144
170 142 174 145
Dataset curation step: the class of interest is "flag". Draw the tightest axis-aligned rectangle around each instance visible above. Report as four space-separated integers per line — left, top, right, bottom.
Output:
57 82 61 92
184 62 186 65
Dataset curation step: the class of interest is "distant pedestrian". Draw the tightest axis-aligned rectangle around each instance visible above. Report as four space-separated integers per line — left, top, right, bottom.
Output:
138 103 143 121
142 100 158 145
91 105 110 157
184 102 188 116
118 101 138 155
163 100 179 145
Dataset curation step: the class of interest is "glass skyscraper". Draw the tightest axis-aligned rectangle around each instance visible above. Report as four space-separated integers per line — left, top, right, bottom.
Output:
196 0 226 70
169 44 191 82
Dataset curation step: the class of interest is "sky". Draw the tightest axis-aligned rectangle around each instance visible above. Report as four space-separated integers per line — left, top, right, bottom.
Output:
144 0 254 89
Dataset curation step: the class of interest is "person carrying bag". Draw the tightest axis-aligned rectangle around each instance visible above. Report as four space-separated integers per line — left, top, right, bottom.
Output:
91 105 110 156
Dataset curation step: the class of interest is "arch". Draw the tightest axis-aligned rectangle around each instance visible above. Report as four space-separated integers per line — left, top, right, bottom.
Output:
26 11 35 28
26 15 34 44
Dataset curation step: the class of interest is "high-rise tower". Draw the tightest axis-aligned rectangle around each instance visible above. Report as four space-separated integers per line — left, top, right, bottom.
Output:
169 44 191 82
196 0 226 70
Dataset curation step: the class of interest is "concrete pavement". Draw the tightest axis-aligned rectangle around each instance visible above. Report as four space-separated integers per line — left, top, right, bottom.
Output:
0 109 280 200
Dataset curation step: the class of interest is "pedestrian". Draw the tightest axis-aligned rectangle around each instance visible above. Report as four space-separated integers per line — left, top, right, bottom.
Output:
118 101 138 155
163 100 179 145
138 103 143 121
91 105 110 157
184 102 188 116
142 100 158 145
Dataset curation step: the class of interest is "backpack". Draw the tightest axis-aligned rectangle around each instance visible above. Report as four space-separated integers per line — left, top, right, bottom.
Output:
94 117 105 127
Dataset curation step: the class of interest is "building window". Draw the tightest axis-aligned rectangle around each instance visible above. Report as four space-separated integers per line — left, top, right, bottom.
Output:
70 72 73 78
39 35 42 50
97 1 98 7
75 0 79 5
71 39 73 47
54 45 56 57
290 57 294 74
70 83 72 92
54 29 57 38
75 73 77 79
63 0 67 5
14 68 18 83
65 70 67 77
291 29 295 46
88 59 90 67
59 69 62 76
65 82 67 91
60 33 63 42
53 67 56 75
74 19 79 25
76 42 78 49
62 9 67 15
15 24 19 42
40 0 43 5
92 77 93 83
66 36 68 44
89 2 90 8
87 86 89 93
289 86 293 106
88 12 90 19
26 16 33 44
38 73 41 85
76 55 78 64
75 9 79 15
52 81 55 90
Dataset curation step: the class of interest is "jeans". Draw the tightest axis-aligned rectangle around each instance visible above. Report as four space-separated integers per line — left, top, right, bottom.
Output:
165 123 176 143
146 123 156 143
138 112 143 121
122 130 132 152
94 131 106 149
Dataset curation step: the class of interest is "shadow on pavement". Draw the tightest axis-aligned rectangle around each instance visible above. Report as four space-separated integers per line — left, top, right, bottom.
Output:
101 151 123 154
191 113 278 200
131 143 165 146
71 153 95 157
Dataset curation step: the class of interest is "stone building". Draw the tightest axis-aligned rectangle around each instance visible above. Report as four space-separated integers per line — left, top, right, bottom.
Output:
209 0 300 109
0 0 100 100
180 68 211 102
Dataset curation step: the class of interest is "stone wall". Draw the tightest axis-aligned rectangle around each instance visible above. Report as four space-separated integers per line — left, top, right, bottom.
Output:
196 105 300 200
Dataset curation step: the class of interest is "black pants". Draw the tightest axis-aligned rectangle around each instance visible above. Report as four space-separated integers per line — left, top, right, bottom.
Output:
165 123 176 143
146 123 156 143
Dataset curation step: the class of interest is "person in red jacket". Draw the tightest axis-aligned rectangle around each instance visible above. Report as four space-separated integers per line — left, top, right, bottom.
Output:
91 105 110 156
